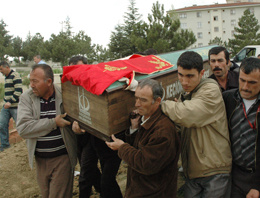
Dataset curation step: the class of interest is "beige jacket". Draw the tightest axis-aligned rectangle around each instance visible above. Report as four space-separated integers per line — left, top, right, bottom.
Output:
16 84 77 169
162 78 232 179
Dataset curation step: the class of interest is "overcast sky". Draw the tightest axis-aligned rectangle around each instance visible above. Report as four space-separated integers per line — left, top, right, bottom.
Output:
1 0 226 47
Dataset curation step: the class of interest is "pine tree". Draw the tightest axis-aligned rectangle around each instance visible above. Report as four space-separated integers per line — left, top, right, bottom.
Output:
208 37 228 47
228 8 260 54
143 1 196 53
109 0 144 58
0 20 12 60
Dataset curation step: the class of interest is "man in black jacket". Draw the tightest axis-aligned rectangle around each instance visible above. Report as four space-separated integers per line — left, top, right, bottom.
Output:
208 46 239 92
223 57 260 198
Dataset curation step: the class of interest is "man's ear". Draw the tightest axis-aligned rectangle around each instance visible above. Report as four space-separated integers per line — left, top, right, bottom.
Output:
200 69 205 77
156 97 162 105
46 78 53 86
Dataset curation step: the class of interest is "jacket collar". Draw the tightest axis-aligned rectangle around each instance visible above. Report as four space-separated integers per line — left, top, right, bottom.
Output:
233 89 260 103
28 84 62 118
181 78 218 101
5 69 14 78
210 71 238 91
141 107 162 130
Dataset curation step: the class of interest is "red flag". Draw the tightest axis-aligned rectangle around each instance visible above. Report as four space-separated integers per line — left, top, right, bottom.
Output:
62 55 173 95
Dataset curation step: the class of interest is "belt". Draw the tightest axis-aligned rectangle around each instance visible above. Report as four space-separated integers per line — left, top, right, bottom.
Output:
235 164 255 173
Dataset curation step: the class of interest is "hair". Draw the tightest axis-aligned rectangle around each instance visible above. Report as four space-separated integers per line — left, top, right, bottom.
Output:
143 48 157 55
31 64 54 83
135 48 158 56
34 55 41 59
69 55 88 65
0 61 10 68
177 51 203 72
240 57 260 74
257 54 260 57
138 78 163 100
208 46 230 64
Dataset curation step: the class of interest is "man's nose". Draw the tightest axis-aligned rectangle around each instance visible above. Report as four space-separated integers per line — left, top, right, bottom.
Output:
242 82 249 90
182 77 189 85
135 99 141 107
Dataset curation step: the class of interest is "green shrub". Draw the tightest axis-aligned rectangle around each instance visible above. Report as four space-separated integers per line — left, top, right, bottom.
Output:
22 78 30 88
18 71 30 78
53 69 63 74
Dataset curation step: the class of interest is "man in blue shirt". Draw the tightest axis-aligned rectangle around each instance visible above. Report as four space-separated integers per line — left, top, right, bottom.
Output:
33 55 46 64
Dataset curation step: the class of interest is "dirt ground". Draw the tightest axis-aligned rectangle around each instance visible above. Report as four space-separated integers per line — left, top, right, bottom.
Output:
0 139 184 198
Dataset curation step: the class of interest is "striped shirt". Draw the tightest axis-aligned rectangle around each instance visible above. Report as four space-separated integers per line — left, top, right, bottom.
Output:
230 92 260 169
35 92 67 158
4 70 23 108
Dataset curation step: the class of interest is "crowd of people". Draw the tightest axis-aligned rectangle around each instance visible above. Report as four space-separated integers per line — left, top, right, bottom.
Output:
0 47 259 198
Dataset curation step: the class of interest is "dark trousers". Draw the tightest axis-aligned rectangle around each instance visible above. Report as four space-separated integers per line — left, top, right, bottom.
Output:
231 163 256 198
77 133 122 198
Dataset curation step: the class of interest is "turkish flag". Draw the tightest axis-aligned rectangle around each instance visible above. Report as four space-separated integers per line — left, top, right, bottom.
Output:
62 55 173 95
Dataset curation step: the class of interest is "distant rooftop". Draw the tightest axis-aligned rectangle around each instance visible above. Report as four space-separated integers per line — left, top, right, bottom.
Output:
174 2 260 11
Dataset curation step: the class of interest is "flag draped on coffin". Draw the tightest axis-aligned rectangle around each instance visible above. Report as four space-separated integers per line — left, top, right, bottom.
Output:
61 55 173 95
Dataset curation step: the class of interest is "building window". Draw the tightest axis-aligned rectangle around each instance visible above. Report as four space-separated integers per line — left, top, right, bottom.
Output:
181 23 187 29
230 9 236 15
214 16 218 21
197 22 202 29
208 32 211 34
223 31 226 33
197 12 202 17
231 19 236 26
198 43 203 47
197 32 203 39
208 21 210 24
214 27 219 32
179 13 187 18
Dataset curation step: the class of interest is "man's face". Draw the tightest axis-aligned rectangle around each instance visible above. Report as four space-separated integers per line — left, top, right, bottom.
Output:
178 66 204 93
0 65 10 76
135 86 160 119
33 57 40 64
30 68 52 99
239 69 260 100
76 60 84 65
69 60 84 66
209 51 228 78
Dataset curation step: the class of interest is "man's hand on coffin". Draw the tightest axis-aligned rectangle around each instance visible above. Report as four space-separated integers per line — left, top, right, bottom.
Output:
55 113 71 127
72 121 86 134
105 135 125 151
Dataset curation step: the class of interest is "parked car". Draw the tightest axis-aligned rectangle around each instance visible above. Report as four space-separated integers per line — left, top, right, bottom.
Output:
232 45 260 66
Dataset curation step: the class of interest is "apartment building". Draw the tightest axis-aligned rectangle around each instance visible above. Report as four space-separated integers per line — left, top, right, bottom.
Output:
168 1 260 48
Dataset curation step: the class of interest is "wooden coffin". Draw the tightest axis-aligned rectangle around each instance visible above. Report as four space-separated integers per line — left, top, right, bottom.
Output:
62 46 215 141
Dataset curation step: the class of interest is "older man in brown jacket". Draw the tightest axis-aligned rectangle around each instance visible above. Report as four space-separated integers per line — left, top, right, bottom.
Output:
106 79 180 198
